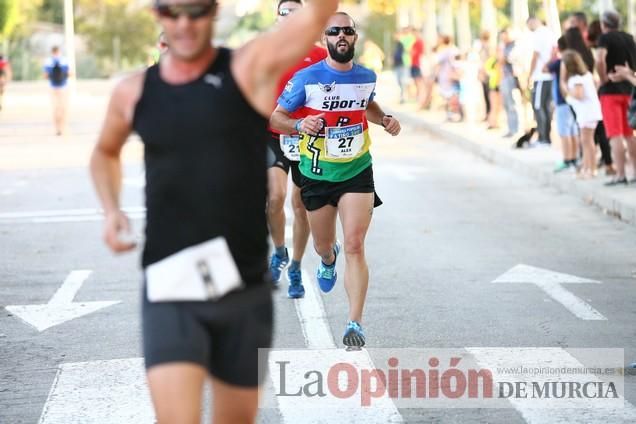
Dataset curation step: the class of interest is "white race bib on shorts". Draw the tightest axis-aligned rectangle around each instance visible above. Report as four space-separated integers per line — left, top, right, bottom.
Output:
280 134 300 161
145 237 244 302
325 124 364 159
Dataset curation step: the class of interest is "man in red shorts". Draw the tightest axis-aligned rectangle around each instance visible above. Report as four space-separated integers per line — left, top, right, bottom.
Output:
596 10 636 185
267 0 328 298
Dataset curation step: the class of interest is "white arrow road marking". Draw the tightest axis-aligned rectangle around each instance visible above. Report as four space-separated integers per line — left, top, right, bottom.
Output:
38 358 154 424
493 265 606 320
6 270 121 332
268 265 403 423
468 348 636 423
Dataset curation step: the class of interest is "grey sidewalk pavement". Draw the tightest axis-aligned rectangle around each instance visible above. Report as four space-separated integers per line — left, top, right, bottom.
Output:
377 76 636 228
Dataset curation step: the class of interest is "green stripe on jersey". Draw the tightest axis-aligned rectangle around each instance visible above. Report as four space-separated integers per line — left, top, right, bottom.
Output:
299 152 372 182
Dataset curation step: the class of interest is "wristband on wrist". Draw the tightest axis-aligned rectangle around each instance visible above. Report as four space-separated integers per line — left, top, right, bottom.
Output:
381 114 392 127
294 119 304 132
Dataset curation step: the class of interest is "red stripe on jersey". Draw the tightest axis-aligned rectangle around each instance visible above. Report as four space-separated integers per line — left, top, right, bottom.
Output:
296 106 369 132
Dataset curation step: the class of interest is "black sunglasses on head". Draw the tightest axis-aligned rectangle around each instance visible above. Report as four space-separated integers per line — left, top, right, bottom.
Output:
156 3 215 20
278 7 298 17
324 26 356 37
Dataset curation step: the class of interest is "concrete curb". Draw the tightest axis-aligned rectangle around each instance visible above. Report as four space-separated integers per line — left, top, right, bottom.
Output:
390 108 636 227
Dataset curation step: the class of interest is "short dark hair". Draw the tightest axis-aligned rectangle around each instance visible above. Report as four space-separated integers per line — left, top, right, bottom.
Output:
572 12 587 25
602 10 620 30
334 11 356 28
278 0 302 10
571 11 587 26
557 36 567 52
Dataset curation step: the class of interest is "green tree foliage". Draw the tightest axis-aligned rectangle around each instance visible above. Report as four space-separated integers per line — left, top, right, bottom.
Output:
39 0 64 25
75 0 158 73
0 0 19 37
361 12 396 66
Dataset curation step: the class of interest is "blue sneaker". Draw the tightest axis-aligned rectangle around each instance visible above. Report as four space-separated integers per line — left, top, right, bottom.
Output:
269 249 289 284
343 321 365 348
316 241 340 293
287 268 305 299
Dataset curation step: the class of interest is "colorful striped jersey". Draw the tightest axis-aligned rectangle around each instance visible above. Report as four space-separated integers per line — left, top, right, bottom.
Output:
277 60 377 182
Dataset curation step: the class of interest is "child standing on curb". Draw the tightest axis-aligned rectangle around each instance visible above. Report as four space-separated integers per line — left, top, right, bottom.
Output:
561 50 603 178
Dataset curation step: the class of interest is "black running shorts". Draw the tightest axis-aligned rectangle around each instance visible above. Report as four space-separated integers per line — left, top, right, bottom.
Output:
142 283 273 387
299 165 383 211
267 133 303 187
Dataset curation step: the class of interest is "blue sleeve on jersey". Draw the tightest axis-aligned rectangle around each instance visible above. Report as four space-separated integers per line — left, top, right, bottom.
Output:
365 67 377 103
277 73 307 113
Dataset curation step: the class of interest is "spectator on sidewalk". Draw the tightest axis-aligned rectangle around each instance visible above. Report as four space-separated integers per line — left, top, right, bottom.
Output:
562 50 603 179
477 30 492 121
43 46 71 136
568 12 589 46
595 10 636 185
564 27 594 73
609 63 636 179
547 37 578 172
0 55 12 111
527 17 555 145
435 35 461 121
392 30 407 104
399 28 416 100
408 27 426 108
484 51 502 129
587 19 615 176
499 28 519 137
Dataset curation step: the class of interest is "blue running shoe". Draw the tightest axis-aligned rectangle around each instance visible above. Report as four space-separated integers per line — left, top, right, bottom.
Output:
269 249 289 284
316 241 340 293
287 268 305 299
343 321 365 348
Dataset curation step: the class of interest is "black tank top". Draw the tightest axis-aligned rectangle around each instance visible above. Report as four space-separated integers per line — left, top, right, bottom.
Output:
133 48 269 286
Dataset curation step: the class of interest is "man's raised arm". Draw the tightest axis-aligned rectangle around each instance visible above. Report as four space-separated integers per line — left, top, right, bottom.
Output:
232 0 338 116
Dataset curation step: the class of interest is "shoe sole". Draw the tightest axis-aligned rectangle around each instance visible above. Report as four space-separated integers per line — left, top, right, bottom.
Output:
343 332 365 348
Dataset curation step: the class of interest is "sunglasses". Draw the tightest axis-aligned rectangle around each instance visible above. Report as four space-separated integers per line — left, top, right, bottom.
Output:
278 7 298 17
156 3 215 20
324 26 356 37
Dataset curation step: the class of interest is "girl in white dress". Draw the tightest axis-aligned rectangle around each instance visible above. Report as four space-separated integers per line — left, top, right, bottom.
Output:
560 50 603 178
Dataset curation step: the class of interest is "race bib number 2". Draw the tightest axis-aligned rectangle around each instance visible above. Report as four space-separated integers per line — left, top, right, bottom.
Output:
325 124 364 159
280 135 300 161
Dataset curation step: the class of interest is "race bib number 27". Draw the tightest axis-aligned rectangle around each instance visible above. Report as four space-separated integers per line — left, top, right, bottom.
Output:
325 124 364 159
